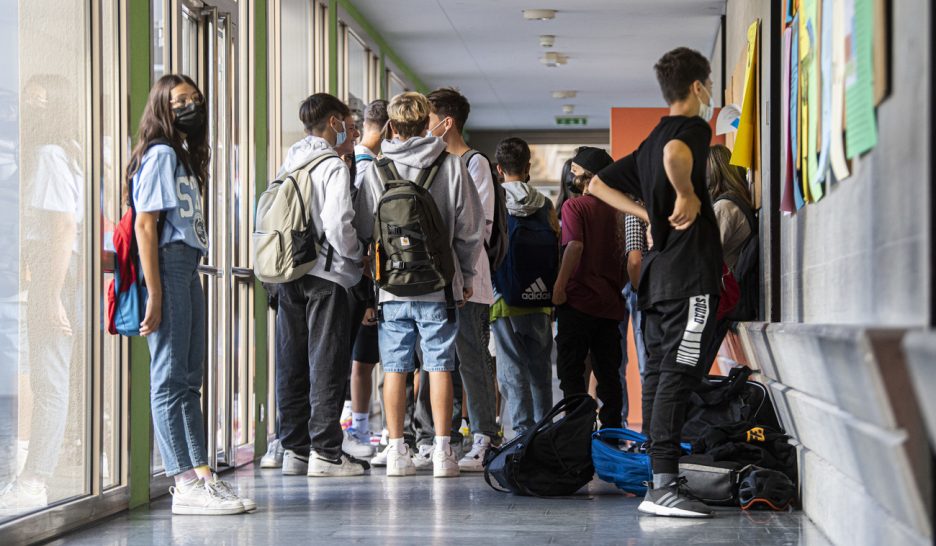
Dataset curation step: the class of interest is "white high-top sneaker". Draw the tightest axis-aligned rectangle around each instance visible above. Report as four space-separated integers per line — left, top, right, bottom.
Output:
458 433 492 472
371 444 390 467
306 451 368 477
411 444 434 470
342 428 376 459
433 445 460 478
385 444 417 477
170 479 245 516
260 438 284 469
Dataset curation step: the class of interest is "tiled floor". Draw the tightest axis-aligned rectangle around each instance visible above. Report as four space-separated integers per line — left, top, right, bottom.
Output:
51 465 831 545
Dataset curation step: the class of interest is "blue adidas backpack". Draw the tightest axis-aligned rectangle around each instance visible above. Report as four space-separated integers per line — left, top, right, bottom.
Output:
492 204 559 307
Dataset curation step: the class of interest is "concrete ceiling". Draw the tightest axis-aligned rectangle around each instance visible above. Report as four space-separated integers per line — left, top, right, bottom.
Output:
351 0 725 131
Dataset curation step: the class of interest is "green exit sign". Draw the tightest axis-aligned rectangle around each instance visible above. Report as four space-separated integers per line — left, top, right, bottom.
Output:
555 116 588 126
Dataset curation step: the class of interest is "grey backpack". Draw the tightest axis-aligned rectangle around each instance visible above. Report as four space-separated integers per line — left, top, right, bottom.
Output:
372 152 457 319
252 152 335 283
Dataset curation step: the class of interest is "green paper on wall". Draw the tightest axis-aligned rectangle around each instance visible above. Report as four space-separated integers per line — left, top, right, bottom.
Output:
845 0 878 158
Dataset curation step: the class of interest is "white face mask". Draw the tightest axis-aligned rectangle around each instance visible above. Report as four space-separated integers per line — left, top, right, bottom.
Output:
697 85 713 123
426 117 448 138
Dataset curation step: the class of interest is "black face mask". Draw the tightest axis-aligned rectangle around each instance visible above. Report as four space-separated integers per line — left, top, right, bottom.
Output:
564 170 579 195
173 102 206 135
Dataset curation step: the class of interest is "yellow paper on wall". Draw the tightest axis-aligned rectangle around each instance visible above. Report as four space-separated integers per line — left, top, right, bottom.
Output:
729 20 760 169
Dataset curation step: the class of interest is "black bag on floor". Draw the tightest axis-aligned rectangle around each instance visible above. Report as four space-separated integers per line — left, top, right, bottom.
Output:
483 394 597 497
678 454 750 506
682 366 781 452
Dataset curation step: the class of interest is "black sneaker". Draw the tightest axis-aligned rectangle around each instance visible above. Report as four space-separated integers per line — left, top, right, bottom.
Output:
638 477 714 518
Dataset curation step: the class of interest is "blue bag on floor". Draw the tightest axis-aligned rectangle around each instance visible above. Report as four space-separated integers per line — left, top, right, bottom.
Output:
591 428 691 495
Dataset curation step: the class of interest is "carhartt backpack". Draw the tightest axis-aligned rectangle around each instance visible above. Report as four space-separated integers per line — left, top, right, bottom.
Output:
372 152 457 317
106 139 170 336
463 150 508 271
493 203 559 307
252 152 336 284
716 194 759 321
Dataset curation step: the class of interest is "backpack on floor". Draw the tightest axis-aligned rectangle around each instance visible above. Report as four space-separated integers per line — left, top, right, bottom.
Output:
463 150 508 271
493 203 559 307
372 152 457 317
253 152 337 283
106 139 170 336
483 394 597 497
678 454 750 506
591 428 692 496
716 194 759 321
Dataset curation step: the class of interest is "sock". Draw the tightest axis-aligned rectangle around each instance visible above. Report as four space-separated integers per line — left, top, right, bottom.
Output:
389 437 406 454
653 472 678 490
434 436 451 454
174 469 199 489
352 412 369 433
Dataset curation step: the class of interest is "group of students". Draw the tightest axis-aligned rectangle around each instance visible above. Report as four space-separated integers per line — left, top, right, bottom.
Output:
130 45 755 519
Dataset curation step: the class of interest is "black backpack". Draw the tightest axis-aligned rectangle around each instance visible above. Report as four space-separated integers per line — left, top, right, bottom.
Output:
716 194 759 321
483 394 597 497
463 150 508 271
372 152 458 319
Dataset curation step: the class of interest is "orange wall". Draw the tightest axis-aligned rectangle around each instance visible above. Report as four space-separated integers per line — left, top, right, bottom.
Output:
610 107 726 159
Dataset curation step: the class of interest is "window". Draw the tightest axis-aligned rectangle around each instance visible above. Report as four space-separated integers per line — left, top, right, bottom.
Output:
280 0 316 159
387 70 407 99
1 0 94 522
346 29 367 112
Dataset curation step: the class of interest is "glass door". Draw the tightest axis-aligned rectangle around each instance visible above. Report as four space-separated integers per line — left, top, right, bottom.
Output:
152 0 253 487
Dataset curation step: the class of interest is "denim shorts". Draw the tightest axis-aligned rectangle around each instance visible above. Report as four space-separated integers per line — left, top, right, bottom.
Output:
378 301 458 373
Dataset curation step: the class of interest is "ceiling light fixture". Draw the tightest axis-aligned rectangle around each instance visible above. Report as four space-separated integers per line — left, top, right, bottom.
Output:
523 9 557 21
539 34 555 48
552 90 577 99
540 52 568 67
562 104 575 114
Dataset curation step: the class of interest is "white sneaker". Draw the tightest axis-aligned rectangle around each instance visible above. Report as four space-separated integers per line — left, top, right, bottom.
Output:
411 444 434 470
0 480 48 516
170 479 245 515
342 428 376 459
208 474 257 512
371 445 390 467
281 450 309 475
306 451 368 477
458 433 492 472
385 444 416 477
433 446 460 478
260 439 284 469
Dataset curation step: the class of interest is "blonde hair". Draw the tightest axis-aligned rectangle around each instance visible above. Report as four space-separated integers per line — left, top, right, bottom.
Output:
387 91 430 138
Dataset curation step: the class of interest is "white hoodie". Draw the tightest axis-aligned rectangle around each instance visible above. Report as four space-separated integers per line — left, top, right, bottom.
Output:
278 135 363 289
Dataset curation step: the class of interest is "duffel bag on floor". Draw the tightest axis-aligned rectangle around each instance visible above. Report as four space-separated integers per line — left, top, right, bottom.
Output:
679 454 750 506
592 428 691 496
483 394 597 497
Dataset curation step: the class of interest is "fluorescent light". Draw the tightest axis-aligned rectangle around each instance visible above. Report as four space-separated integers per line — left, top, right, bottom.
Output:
552 90 577 99
523 9 557 20
539 34 555 48
540 52 568 67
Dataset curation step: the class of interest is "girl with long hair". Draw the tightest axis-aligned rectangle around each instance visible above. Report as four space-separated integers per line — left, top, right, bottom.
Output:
706 144 753 270
130 74 251 515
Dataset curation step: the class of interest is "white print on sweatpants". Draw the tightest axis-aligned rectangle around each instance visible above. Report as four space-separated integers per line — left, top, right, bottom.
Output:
675 295 710 367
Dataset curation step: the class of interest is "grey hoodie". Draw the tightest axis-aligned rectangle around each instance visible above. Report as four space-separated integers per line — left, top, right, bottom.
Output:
278 135 363 289
354 135 484 303
502 180 548 217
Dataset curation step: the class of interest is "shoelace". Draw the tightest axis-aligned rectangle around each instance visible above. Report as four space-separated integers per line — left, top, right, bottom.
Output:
211 477 242 500
205 479 239 501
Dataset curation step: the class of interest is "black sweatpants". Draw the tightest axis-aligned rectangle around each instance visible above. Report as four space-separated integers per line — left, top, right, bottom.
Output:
642 293 720 475
555 304 623 429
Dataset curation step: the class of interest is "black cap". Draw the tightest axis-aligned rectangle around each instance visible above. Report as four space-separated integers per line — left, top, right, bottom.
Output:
572 147 613 174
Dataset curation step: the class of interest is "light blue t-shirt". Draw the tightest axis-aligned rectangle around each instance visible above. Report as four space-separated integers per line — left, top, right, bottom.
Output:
132 144 209 254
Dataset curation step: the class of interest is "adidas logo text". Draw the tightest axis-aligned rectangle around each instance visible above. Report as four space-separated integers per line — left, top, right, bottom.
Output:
521 278 552 301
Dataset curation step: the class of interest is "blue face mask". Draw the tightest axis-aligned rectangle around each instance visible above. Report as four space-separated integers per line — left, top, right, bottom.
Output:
333 119 347 147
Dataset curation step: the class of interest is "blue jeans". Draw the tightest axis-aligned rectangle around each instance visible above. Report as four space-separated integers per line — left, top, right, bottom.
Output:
491 312 554 436
619 283 647 426
148 243 208 477
379 301 458 373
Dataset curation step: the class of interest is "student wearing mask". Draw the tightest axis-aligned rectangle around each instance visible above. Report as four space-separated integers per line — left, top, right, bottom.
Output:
425 87 499 471
130 75 251 514
354 91 484 478
553 147 627 431
275 93 367 478
589 47 722 518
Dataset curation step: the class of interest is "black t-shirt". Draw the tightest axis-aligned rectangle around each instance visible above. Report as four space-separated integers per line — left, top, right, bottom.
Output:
597 115 723 309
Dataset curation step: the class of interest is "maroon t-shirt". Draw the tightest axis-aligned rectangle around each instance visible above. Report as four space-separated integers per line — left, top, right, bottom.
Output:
560 195 627 321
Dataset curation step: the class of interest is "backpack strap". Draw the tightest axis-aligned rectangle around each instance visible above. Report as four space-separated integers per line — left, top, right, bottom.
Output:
415 151 449 189
375 157 401 187
714 194 757 233
297 152 339 271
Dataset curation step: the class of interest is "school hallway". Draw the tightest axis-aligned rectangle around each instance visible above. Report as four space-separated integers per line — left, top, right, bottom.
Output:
48 466 827 546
